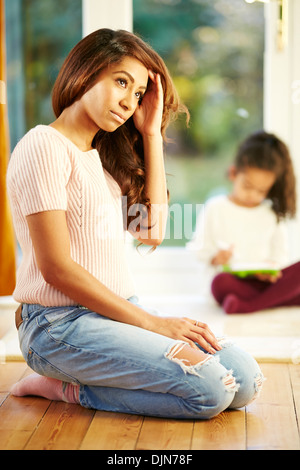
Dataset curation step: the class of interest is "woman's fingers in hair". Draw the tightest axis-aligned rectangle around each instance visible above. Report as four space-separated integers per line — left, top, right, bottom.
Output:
148 70 162 90
148 69 157 82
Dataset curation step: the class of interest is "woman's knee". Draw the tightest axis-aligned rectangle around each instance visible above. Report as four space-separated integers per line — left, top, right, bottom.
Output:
228 365 264 409
166 342 238 419
216 340 265 409
200 367 239 419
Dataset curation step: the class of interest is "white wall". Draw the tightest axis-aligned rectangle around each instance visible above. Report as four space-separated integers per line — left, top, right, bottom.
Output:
264 0 300 261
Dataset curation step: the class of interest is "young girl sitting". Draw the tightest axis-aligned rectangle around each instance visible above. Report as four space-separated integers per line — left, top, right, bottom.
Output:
188 130 299 314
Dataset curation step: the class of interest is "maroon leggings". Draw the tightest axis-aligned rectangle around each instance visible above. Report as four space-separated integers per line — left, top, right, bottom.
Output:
211 261 300 314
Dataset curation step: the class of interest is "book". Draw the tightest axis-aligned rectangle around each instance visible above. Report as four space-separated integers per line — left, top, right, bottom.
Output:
223 262 280 278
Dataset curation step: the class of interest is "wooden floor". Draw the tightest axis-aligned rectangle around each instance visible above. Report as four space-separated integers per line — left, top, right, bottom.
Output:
0 361 299 450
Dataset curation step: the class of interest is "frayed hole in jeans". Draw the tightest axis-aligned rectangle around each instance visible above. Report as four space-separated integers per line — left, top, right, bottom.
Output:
165 341 214 378
222 369 240 393
248 372 265 404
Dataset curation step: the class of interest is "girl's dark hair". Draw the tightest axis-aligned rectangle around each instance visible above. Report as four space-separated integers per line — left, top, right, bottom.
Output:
52 28 189 230
234 130 296 219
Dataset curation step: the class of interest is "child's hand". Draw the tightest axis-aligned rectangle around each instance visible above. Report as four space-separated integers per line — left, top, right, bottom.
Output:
255 271 282 283
211 248 233 266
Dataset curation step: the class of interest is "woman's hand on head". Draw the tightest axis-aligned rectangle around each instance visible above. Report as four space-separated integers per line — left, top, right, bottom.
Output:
133 70 164 138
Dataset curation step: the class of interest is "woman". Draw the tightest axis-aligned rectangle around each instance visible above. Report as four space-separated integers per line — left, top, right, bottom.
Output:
7 29 263 419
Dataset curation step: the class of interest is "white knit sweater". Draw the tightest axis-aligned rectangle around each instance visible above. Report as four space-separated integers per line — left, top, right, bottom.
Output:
187 194 289 267
7 125 136 306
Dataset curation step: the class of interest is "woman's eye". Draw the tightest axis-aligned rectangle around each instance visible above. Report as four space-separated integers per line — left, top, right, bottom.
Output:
118 78 127 88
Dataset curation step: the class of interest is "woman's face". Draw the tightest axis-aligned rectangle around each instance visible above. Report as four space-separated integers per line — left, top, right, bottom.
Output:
229 166 276 207
78 56 149 133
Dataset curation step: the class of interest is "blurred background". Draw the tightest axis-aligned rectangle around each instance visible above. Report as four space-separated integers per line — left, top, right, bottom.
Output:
4 0 264 247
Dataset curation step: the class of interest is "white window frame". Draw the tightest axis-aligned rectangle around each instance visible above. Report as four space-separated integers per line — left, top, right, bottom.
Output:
264 0 300 262
82 0 133 35
82 0 300 298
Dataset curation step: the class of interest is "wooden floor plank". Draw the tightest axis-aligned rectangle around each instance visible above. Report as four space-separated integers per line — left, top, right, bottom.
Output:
0 395 50 450
0 429 34 451
136 417 194 450
246 363 300 450
0 392 7 406
25 401 95 450
289 363 300 424
80 411 144 450
246 403 300 450
192 409 246 450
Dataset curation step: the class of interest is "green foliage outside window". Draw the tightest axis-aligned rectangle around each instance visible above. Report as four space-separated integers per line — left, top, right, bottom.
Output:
133 0 264 245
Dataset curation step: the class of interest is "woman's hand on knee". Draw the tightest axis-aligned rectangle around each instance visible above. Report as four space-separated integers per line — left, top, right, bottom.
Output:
151 316 222 354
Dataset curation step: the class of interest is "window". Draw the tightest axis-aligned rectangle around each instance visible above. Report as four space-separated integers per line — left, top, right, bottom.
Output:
5 0 82 266
5 0 82 151
133 0 264 246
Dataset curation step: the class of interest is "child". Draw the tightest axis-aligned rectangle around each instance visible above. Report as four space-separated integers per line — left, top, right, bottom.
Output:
189 130 299 314
6 29 262 419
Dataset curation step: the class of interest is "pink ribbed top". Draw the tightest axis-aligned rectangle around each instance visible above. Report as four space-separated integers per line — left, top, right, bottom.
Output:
6 125 136 306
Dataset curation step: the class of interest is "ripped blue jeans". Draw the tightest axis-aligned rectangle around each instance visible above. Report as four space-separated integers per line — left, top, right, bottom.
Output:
18 298 264 420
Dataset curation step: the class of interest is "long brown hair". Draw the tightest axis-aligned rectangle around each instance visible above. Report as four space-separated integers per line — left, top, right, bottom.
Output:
234 130 296 219
52 28 189 229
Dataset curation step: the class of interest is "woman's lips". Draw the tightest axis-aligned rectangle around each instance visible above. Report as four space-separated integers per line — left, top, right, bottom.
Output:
110 111 126 124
